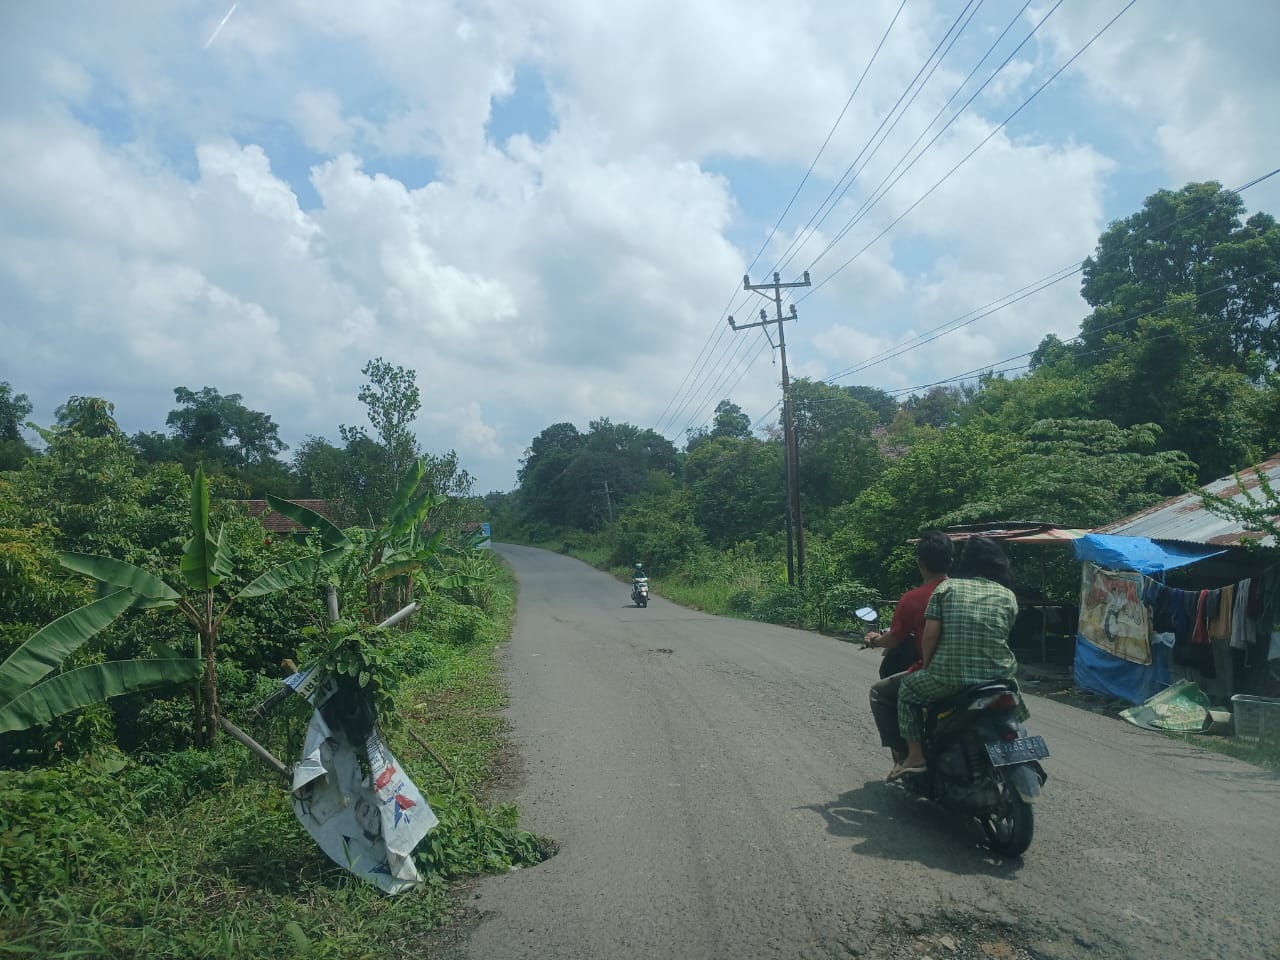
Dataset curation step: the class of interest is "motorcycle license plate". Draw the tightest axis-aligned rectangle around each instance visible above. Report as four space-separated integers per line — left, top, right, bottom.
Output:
985 736 1049 767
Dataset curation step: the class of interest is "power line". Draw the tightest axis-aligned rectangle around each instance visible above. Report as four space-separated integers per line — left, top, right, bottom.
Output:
743 0 911 282
820 165 1280 384
652 1 909 437
798 0 1061 277
761 0 985 284
823 262 1081 384
801 0 1138 302
675 328 773 440
882 264 1280 398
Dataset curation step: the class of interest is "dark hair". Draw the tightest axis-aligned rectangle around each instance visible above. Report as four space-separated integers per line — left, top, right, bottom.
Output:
956 536 1013 589
916 530 953 575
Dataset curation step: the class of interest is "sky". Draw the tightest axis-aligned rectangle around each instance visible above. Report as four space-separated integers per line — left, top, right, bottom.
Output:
1 0 1278 493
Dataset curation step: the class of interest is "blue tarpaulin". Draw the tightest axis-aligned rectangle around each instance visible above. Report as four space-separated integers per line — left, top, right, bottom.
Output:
1071 533 1225 575
1074 636 1172 705
1070 533 1221 703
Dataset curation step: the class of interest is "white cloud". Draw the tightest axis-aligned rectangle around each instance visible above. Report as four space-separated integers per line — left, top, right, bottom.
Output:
0 0 1274 490
1038 0 1280 206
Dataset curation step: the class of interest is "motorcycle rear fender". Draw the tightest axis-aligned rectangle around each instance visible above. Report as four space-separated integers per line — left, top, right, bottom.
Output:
1006 761 1047 802
932 709 1018 747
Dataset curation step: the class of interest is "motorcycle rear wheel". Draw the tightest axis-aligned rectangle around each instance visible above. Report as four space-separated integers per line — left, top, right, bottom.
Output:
979 783 1034 856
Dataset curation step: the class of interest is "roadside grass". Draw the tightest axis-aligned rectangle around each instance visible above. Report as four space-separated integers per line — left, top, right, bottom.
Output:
0 563 538 959
654 571 756 619
1167 732 1280 772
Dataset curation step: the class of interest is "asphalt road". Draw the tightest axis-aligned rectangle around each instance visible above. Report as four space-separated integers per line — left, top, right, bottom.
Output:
444 545 1280 960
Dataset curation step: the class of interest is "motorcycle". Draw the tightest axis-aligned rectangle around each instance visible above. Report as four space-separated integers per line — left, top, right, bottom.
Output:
854 607 1049 856
631 576 649 608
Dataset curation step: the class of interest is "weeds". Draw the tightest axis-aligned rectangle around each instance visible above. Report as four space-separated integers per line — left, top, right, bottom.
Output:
0 561 542 958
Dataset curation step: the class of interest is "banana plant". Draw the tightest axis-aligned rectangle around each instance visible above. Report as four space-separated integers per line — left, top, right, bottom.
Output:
267 459 475 625
0 588 203 735
51 467 351 745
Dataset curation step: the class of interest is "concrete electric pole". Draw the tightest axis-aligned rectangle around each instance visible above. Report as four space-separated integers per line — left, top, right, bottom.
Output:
728 270 811 586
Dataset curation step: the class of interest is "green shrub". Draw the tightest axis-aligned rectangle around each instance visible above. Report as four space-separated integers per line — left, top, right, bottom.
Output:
0 752 140 903
381 628 443 675
823 580 879 629
445 604 488 645
413 789 541 882
751 583 805 625
129 749 233 814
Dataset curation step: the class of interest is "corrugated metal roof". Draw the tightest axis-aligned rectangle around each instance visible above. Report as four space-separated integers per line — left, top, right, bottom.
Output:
1094 454 1280 547
235 499 342 534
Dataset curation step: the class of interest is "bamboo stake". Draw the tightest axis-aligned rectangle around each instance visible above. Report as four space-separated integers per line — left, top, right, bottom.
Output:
218 714 290 780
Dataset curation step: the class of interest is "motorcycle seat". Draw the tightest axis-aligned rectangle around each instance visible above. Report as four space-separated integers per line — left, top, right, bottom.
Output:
928 680 1018 715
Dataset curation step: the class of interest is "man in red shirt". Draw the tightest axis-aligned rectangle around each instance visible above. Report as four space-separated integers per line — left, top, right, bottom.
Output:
866 530 953 764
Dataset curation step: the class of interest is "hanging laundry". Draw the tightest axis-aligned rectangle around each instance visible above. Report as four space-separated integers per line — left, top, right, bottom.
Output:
1208 584 1234 641
1193 590 1210 645
1230 578 1256 650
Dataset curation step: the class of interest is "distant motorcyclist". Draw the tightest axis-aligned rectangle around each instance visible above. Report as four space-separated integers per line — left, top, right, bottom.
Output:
631 563 649 607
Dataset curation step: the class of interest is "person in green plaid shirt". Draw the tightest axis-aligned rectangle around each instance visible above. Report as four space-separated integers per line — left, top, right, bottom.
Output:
889 536 1027 780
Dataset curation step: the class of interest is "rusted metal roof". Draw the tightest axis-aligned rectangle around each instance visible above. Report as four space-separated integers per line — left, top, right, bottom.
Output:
1094 454 1280 547
235 499 342 534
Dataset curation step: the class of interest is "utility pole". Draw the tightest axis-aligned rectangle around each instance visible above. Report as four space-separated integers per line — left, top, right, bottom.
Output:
600 480 614 525
729 270 811 586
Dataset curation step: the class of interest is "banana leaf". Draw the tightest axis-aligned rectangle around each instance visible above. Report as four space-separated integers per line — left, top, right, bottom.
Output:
212 524 235 579
0 589 138 706
432 573 481 590
180 468 226 591
0 658 203 734
387 460 427 527
368 559 424 583
265 496 352 549
237 544 352 599
58 553 181 601
389 490 443 539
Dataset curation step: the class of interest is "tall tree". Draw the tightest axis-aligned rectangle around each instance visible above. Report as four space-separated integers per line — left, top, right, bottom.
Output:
686 400 752 452
516 419 678 531
55 397 120 438
789 379 884 515
0 382 33 471
843 385 899 425
683 436 784 548
1079 181 1280 369
345 358 421 485
164 386 287 469
1085 297 1268 480
902 385 973 429
330 359 425 524
518 422 584 486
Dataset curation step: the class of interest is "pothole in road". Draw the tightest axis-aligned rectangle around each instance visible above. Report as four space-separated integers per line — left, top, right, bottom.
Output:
647 647 674 655
806 913 1107 960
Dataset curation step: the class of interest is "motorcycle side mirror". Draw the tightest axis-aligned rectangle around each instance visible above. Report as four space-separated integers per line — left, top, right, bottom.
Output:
854 606 878 624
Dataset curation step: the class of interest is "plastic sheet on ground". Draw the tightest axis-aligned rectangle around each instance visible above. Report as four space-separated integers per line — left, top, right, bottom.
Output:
1119 680 1212 733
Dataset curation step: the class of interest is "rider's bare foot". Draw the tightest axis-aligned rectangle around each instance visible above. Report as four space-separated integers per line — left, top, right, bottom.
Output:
887 759 928 781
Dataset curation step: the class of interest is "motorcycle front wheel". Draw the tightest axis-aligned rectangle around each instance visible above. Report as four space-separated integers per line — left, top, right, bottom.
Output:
979 778 1034 856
